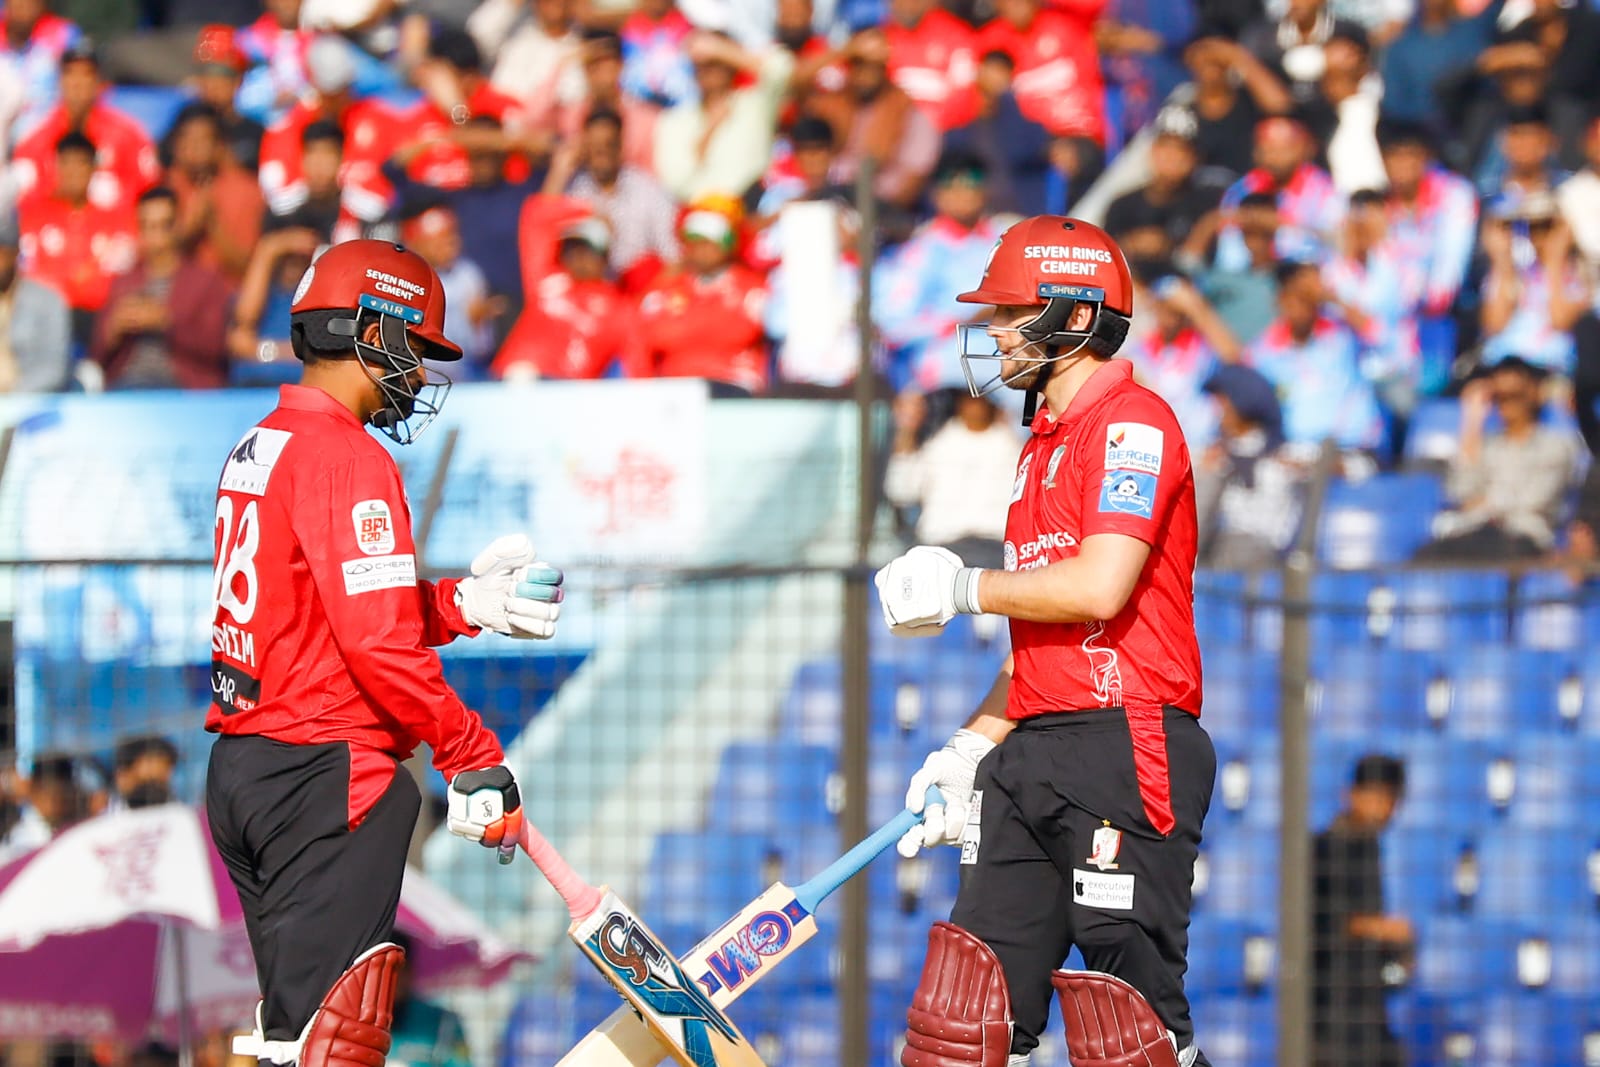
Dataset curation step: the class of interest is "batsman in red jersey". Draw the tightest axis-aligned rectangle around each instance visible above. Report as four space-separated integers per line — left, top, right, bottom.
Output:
206 239 565 1067
876 217 1215 1067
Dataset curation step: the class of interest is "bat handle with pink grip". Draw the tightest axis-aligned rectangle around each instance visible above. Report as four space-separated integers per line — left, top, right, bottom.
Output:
514 819 604 920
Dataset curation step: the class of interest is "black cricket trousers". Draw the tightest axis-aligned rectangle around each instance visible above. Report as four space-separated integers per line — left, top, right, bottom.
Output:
207 735 420 1042
949 706 1216 1062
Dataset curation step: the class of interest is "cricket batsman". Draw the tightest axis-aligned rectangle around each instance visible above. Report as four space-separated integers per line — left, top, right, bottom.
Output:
875 217 1216 1067
206 239 564 1067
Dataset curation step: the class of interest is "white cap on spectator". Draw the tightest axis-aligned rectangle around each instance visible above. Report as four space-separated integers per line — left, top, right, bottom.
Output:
301 0 385 31
306 35 358 94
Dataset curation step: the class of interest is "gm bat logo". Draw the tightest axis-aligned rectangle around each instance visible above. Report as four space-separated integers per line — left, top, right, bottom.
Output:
590 913 740 1067
698 900 810 995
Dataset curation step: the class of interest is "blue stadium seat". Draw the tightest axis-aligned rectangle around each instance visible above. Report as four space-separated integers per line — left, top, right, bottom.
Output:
1185 915 1264 998
1383 827 1476 917
743 993 840 1067
1404 397 1461 465
1401 991 1482 1067
1307 571 1382 654
1474 826 1595 918
1411 917 1520 996
1246 571 1284 653
1475 993 1594 1067
1317 474 1444 568
1310 646 1437 738
1546 915 1600 996
1208 740 1281 829
1512 570 1600 650
1500 735 1600 828
708 743 837 832
642 832 772 928
1382 571 1510 652
103 85 189 141
498 988 580 1067
1194 826 1278 918
1195 571 1249 650
1200 647 1278 741
1389 737 1495 832
777 659 917 747
1439 646 1573 737
1190 994 1275 1067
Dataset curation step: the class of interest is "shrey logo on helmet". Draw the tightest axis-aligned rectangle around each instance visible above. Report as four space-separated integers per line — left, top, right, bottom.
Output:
289 239 462 445
953 216 1133 414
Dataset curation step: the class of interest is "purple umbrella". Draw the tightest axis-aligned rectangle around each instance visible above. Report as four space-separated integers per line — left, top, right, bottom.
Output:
0 804 531 1049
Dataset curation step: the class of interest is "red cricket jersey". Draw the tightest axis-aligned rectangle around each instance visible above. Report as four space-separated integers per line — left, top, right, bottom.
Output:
18 193 137 311
1003 360 1201 833
494 271 638 380
11 101 160 213
207 386 503 820
257 98 398 220
886 9 980 132
633 266 768 393
398 84 532 191
976 8 1106 143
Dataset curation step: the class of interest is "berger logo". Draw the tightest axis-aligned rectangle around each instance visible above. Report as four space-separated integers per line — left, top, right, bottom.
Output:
698 901 809 996
591 913 738 1067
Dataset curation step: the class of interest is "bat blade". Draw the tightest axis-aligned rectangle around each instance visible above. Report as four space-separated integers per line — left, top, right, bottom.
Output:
569 888 767 1067
561 882 814 1067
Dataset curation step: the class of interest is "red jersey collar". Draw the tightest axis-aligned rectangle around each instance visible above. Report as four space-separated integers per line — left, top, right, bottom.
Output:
1029 359 1133 435
277 383 365 429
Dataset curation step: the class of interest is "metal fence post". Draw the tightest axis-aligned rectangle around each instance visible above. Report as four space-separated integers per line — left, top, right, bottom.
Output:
840 158 879 1067
1277 440 1339 1067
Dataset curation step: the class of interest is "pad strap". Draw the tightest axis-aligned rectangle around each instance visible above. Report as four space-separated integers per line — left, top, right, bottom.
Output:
1051 969 1180 1067
902 921 1012 1067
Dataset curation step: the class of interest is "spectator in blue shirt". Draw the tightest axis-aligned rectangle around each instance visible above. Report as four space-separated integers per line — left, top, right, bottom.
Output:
943 50 1052 217
1247 259 1384 453
1378 0 1498 133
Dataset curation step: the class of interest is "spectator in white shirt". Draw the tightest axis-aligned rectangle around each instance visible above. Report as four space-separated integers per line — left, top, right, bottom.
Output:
884 389 1023 569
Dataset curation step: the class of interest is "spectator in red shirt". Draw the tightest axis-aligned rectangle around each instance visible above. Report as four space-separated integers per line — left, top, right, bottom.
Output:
268 120 385 246
11 39 160 214
257 35 396 225
191 24 267 172
90 186 232 391
558 31 658 173
977 0 1108 182
495 218 636 381
885 0 980 132
811 28 942 211
393 28 538 191
18 131 136 342
633 195 769 396
164 103 264 285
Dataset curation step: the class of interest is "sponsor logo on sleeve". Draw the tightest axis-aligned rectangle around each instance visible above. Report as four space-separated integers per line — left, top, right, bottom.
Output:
342 554 416 595
1072 869 1136 911
1099 470 1156 520
1104 422 1164 475
352 499 396 555
219 428 293 496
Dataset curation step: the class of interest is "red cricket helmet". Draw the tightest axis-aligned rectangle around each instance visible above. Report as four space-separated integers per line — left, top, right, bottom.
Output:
289 239 460 443
954 216 1134 406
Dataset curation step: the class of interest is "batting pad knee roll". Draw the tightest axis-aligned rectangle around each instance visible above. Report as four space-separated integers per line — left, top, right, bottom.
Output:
902 921 1013 1067
1051 969 1180 1067
299 942 405 1067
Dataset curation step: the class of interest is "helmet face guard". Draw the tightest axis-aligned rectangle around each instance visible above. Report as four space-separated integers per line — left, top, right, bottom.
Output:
957 283 1107 400
331 295 453 445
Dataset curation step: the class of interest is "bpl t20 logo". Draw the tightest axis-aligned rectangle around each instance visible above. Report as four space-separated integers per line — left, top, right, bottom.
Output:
697 900 810 996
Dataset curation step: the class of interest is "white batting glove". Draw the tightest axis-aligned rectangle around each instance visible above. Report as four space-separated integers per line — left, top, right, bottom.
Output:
898 728 997 858
873 546 985 636
455 534 565 639
448 764 525 863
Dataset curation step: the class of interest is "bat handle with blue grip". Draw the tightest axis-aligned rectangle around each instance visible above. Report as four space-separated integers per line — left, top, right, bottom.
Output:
794 785 945 915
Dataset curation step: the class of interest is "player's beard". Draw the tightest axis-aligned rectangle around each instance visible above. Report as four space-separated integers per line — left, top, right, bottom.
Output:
999 345 1053 394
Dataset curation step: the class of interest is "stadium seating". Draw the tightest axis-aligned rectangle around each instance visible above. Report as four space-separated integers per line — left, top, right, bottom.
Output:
708 742 838 833
1317 474 1445 569
1199 647 1279 741
1512 570 1600 651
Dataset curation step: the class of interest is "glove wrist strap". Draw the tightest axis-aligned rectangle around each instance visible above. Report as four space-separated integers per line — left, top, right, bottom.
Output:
953 568 985 616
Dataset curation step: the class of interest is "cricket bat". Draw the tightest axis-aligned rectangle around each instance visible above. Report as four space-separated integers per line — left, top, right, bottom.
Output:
555 787 943 1066
518 820 766 1067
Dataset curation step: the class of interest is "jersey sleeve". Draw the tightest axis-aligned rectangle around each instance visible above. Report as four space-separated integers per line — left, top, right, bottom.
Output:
296 453 504 778
1079 400 1189 545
